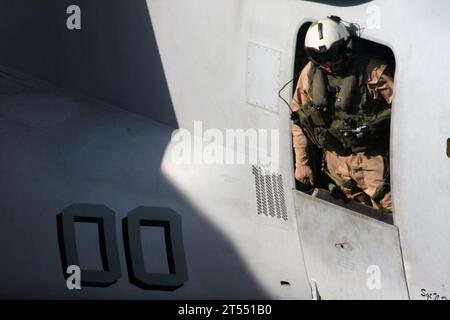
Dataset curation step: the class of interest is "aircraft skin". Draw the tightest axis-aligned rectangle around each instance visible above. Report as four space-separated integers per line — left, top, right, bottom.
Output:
0 0 449 300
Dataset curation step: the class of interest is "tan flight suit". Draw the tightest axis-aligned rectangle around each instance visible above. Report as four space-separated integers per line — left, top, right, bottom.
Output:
291 59 394 212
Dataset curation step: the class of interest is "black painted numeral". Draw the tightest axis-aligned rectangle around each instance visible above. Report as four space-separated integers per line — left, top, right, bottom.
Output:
57 204 187 290
57 204 122 287
123 207 188 291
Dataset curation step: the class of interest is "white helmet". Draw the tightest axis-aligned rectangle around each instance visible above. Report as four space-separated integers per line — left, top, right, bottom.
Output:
304 16 352 66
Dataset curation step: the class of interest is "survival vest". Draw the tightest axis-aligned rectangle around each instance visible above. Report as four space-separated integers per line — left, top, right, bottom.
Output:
297 52 391 156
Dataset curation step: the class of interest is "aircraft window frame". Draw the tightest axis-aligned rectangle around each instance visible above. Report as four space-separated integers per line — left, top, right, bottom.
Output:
291 21 396 225
447 138 450 158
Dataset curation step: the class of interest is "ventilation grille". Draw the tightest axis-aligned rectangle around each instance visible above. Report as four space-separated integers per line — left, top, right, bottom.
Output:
252 165 288 221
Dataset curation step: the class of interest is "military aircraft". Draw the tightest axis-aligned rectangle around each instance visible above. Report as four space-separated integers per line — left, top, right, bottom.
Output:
0 0 448 300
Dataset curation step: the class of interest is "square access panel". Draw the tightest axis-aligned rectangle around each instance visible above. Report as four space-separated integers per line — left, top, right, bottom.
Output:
246 42 282 113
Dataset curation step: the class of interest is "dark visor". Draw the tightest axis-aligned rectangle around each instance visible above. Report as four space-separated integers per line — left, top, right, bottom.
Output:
305 38 349 66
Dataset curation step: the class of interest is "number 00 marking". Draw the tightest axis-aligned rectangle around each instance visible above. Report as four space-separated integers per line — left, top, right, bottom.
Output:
57 204 188 291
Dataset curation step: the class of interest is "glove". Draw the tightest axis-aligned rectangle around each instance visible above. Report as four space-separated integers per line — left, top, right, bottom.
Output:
295 164 315 186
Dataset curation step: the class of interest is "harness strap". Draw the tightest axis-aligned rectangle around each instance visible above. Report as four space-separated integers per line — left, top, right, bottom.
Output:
372 183 390 203
372 154 391 203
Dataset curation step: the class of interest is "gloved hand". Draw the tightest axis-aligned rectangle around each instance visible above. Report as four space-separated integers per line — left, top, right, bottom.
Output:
295 164 315 186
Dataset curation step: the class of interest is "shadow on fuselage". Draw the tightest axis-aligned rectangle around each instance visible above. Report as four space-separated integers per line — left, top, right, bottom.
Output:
0 0 269 299
0 0 176 127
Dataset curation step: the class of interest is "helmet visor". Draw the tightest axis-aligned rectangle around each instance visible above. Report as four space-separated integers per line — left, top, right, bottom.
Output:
305 38 349 66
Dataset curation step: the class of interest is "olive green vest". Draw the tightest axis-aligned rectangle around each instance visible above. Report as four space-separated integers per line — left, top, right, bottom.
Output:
297 53 391 156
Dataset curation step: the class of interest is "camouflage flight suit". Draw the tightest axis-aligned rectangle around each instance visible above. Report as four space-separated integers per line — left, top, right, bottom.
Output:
291 59 394 212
